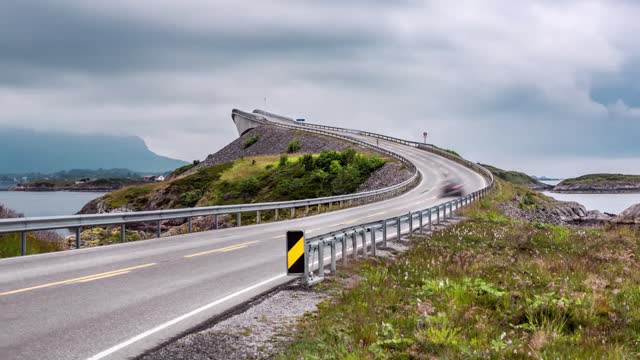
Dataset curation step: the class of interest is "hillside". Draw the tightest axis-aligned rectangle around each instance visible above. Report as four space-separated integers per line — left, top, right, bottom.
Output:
0 129 187 173
480 164 552 190
554 173 640 193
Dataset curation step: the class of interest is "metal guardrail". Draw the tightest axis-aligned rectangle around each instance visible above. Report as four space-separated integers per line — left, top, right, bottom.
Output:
0 111 422 256
302 187 492 285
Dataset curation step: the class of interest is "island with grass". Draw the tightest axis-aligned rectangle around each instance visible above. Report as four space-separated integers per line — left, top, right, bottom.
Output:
553 173 640 193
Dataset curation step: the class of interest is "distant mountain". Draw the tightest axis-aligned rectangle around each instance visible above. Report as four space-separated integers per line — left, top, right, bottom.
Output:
0 129 188 174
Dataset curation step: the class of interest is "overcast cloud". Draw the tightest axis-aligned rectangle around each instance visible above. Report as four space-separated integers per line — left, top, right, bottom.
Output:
1 0 639 177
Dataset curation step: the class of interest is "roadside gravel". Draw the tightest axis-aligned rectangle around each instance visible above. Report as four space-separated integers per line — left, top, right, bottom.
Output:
141 287 327 360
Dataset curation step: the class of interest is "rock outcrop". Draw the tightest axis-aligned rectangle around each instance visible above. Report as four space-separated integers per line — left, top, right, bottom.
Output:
498 193 614 225
614 203 640 224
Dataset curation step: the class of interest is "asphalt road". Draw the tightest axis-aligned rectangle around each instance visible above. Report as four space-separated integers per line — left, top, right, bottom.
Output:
0 128 487 359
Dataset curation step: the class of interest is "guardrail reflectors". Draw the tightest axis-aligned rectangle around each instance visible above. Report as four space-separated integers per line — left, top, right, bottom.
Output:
287 230 305 275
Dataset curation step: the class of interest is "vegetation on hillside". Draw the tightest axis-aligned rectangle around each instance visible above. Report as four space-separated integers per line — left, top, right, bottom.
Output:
279 181 640 358
91 149 386 212
482 164 546 188
559 173 640 185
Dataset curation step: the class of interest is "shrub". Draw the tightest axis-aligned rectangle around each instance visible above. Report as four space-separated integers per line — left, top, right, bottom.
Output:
243 134 260 149
287 138 301 153
180 189 204 207
279 155 289 167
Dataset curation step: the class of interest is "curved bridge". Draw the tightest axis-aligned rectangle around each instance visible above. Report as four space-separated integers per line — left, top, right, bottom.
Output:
0 110 492 360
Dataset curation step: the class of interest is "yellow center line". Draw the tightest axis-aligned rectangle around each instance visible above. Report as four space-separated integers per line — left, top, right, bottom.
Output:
76 271 131 283
183 241 258 259
343 211 387 225
0 263 156 297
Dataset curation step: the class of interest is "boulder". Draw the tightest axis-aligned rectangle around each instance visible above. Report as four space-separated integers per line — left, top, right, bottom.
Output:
614 203 640 224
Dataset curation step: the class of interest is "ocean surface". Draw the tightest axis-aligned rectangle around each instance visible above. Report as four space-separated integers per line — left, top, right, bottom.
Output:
0 191 105 218
541 180 640 215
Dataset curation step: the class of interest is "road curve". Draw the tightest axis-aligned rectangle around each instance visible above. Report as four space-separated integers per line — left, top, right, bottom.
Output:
0 114 487 360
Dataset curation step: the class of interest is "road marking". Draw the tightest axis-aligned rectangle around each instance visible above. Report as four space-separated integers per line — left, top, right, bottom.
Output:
183 241 257 259
0 263 156 297
307 228 323 233
76 271 131 283
87 273 288 360
343 211 387 224
271 235 285 239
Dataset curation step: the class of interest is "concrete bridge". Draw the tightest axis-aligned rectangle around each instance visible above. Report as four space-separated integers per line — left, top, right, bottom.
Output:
231 109 294 136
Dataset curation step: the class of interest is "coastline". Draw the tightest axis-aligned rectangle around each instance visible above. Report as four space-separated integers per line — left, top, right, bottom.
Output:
550 189 640 194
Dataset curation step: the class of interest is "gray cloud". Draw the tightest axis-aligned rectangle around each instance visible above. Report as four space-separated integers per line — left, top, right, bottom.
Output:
0 0 639 177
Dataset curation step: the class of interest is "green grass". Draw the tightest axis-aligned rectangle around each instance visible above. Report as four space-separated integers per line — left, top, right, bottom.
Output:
560 173 640 185
278 181 640 359
0 233 62 258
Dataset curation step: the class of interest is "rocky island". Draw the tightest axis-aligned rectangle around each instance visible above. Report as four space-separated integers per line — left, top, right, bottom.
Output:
553 173 640 193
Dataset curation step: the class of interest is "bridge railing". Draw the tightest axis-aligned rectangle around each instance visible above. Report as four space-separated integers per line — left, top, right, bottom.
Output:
0 111 422 256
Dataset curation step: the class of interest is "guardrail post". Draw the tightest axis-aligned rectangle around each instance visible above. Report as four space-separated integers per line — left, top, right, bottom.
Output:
340 200 343 208
330 239 337 274
237 212 242 226
352 232 358 260
409 212 413 236
303 243 310 285
75 227 81 249
328 202 332 210
419 211 423 234
157 220 162 238
215 214 219 229
318 242 325 277
437 206 440 224
342 236 347 266
275 209 279 221
371 227 377 256
396 217 401 240
361 230 367 257
382 220 387 247
305 205 309 215
256 210 261 224
428 208 432 230
20 231 26 256
121 224 126 242
291 208 295 219
188 218 192 233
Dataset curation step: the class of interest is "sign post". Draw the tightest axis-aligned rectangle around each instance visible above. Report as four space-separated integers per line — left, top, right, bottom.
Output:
286 230 305 275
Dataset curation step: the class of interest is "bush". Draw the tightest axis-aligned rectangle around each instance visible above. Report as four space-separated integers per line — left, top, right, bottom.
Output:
279 155 289 167
181 189 204 207
287 138 301 153
243 134 260 149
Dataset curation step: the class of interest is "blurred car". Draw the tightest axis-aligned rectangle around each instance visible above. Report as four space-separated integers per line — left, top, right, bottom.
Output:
440 178 465 197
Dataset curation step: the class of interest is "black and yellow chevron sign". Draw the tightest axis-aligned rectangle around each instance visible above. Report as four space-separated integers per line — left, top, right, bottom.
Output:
287 230 305 275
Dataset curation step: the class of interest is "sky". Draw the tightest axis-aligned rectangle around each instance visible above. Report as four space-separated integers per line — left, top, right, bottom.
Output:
0 0 639 178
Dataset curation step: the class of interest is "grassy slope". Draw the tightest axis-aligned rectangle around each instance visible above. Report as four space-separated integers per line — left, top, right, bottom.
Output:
279 181 640 359
482 164 545 188
560 173 640 185
96 150 385 212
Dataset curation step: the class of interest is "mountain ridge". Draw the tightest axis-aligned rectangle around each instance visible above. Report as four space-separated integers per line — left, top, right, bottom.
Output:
0 128 187 173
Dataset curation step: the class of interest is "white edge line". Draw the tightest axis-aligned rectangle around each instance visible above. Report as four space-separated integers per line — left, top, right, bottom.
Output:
86 273 288 360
